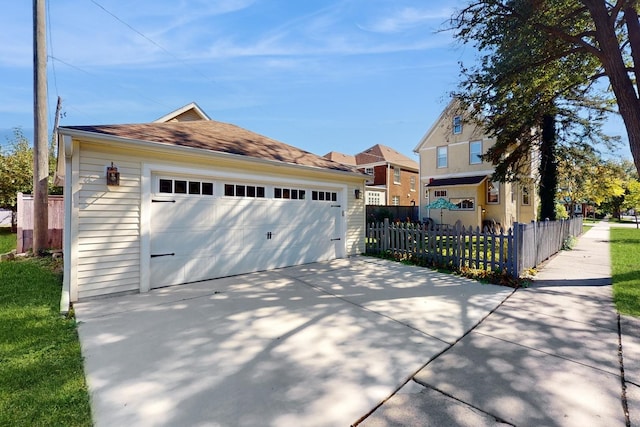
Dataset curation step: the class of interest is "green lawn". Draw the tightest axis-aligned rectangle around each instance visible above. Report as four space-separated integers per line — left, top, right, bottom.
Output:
0 227 16 253
0 257 92 426
610 227 640 317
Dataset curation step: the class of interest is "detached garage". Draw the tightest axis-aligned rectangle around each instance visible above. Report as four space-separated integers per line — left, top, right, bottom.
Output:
57 108 366 308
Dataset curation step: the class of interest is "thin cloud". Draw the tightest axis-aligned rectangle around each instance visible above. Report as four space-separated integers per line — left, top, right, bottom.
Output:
360 7 453 33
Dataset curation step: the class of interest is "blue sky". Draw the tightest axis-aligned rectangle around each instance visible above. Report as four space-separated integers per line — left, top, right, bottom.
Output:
0 0 631 161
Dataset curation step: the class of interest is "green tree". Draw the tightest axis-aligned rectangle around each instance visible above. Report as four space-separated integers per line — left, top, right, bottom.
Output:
622 179 640 227
558 147 626 216
0 129 34 226
0 129 61 228
450 0 640 180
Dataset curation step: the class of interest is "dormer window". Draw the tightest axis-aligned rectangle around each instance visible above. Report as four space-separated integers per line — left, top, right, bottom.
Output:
453 115 462 134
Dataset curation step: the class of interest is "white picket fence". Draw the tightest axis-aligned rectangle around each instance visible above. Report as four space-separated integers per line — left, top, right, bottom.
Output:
366 217 583 278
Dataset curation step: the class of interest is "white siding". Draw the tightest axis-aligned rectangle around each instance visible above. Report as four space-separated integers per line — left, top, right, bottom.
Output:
76 149 141 299
346 184 365 255
70 139 366 300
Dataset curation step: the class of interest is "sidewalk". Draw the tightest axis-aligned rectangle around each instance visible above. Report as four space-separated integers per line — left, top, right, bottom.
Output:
361 221 638 426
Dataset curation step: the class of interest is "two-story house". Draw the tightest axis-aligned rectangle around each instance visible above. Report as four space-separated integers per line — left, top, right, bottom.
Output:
414 100 538 229
325 144 419 206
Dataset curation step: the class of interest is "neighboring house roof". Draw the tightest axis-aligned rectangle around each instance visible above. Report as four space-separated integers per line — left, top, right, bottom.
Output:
323 151 357 165
61 120 362 174
154 102 211 123
355 144 418 170
426 175 488 187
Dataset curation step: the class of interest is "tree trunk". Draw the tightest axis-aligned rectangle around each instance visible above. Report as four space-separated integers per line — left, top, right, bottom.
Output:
539 113 558 221
584 1 640 175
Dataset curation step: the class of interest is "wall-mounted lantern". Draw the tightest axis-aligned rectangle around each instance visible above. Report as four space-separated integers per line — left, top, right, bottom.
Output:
106 162 120 186
354 189 361 199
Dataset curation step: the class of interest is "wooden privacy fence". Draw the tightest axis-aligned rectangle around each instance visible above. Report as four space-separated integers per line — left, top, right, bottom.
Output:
366 217 583 278
16 192 64 253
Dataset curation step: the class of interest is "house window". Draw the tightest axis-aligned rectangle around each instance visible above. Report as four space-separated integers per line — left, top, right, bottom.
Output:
410 176 416 191
225 184 266 198
188 181 201 195
366 192 382 205
522 186 530 205
453 115 462 134
202 182 213 195
487 181 499 204
434 189 447 198
274 187 306 200
469 140 482 165
451 198 475 210
174 180 187 194
159 179 173 193
158 178 214 196
312 191 337 202
437 146 448 168
365 167 374 175
393 167 401 184
392 195 400 206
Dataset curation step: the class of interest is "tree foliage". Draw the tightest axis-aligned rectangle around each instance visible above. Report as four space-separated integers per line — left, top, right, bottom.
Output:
623 179 640 218
0 128 61 216
451 0 640 179
0 129 33 212
558 145 628 216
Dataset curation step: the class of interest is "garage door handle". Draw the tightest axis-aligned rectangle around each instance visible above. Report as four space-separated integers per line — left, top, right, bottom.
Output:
152 199 176 203
151 253 175 258
331 238 341 241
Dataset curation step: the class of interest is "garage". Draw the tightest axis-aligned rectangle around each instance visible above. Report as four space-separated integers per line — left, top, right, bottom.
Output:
57 105 366 306
149 175 344 288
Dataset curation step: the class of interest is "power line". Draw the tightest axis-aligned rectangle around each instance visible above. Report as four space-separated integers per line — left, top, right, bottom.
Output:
46 0 60 130
48 56 172 120
89 0 219 86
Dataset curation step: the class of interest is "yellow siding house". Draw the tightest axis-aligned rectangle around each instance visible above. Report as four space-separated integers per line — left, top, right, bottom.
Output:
414 100 538 230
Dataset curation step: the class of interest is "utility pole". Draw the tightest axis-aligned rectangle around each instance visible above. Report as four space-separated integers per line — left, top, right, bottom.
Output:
33 0 49 256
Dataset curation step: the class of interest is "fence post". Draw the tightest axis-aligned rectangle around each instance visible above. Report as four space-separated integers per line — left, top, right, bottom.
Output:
383 218 389 252
511 222 524 277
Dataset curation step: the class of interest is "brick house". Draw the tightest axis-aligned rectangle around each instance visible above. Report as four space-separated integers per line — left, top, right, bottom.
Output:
325 144 419 207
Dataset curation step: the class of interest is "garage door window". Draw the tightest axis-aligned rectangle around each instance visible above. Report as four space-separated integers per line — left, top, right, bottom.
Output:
225 184 265 198
158 178 214 196
275 188 306 200
312 191 337 202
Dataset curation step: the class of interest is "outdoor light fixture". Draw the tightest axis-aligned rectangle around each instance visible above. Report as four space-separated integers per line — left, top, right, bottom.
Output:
354 189 361 199
106 162 120 186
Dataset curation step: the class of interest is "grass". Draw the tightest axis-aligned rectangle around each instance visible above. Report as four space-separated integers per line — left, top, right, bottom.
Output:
610 227 640 317
0 227 16 253
0 256 92 426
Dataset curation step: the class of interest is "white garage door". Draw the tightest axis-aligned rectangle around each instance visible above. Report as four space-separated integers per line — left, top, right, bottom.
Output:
149 177 343 288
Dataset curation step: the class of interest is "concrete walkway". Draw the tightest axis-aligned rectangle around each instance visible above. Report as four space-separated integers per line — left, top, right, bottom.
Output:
361 221 638 426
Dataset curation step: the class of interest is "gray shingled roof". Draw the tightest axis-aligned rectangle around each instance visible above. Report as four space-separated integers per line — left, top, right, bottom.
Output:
63 121 362 174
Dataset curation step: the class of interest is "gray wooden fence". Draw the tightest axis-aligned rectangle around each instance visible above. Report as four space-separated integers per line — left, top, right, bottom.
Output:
366 217 583 278
515 218 583 274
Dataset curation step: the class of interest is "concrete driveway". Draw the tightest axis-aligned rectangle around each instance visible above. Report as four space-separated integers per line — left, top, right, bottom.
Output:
75 257 513 427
